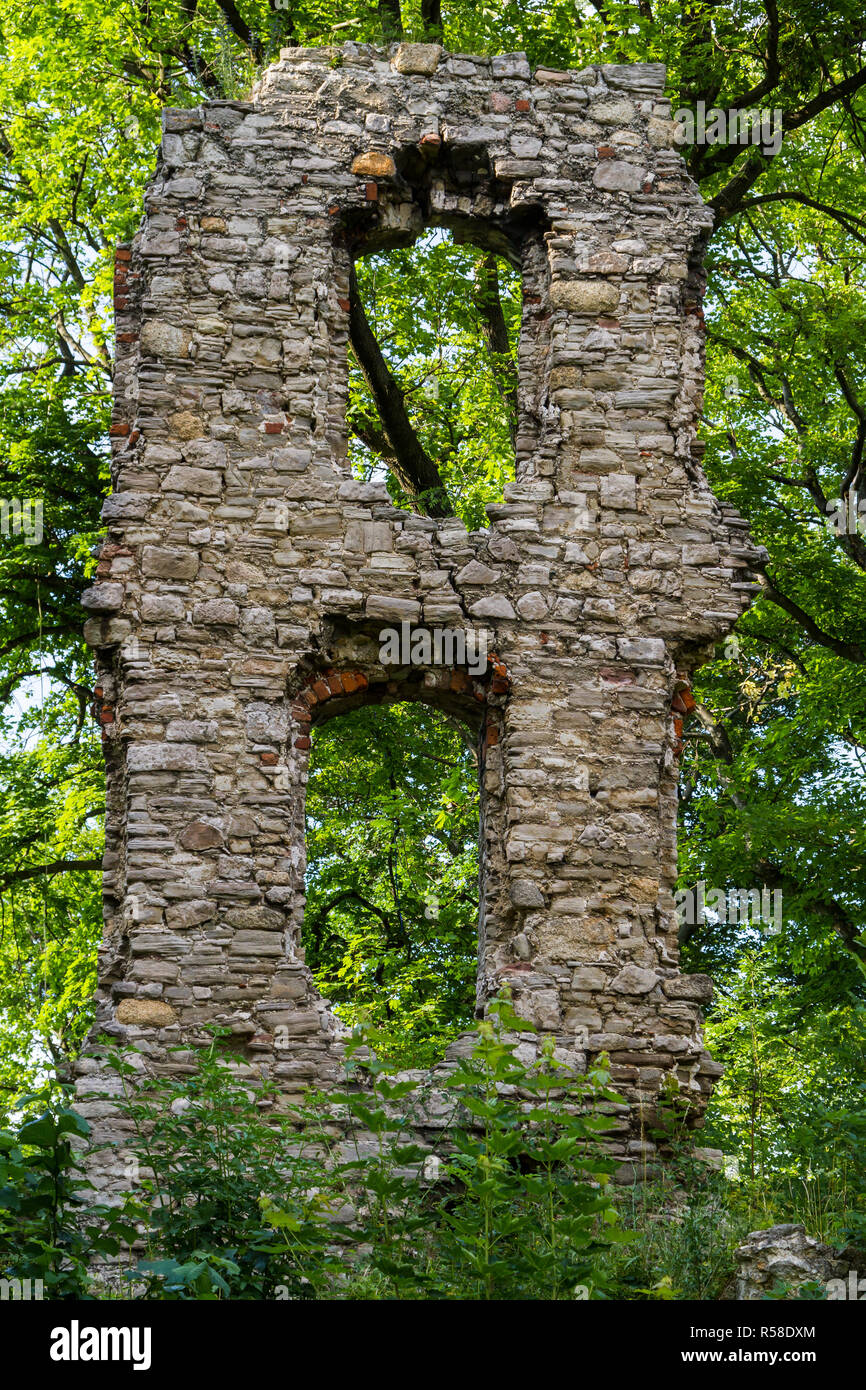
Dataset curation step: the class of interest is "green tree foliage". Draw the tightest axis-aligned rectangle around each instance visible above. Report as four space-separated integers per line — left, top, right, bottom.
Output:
0 684 103 1096
350 231 521 528
304 702 479 1066
0 1088 135 1295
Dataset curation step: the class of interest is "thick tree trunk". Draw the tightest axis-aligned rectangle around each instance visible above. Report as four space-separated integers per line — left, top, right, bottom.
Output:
378 0 403 39
421 0 443 39
475 252 518 448
348 264 454 518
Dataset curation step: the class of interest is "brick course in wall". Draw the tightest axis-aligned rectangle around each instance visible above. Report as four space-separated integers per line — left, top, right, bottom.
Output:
73 42 765 1189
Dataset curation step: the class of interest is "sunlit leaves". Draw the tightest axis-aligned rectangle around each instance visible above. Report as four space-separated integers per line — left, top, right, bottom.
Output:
350 232 521 527
303 702 479 1065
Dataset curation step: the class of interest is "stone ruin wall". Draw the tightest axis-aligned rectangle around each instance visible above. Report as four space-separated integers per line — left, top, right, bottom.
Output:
74 42 765 1189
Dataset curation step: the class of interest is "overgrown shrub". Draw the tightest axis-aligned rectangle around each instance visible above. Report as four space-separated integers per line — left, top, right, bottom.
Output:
10 988 863 1301
0 1089 134 1298
34 995 633 1300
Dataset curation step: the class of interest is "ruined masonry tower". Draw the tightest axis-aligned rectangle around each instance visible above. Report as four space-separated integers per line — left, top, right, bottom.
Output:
75 42 762 1186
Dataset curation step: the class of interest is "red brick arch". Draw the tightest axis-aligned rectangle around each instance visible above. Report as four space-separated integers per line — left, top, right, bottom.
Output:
289 654 512 760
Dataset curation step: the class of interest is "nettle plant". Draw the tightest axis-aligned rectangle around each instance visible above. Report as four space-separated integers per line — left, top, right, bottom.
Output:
0 1089 137 1299
99 998 631 1300
401 994 635 1300
103 1038 339 1300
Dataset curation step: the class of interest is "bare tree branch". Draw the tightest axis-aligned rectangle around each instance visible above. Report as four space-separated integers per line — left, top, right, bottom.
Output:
474 252 518 448
736 191 866 245
753 571 865 662
213 0 263 61
348 263 453 517
727 0 781 110
0 858 101 887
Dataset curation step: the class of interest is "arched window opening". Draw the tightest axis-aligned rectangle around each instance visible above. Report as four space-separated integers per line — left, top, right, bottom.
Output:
346 228 521 529
303 700 480 1068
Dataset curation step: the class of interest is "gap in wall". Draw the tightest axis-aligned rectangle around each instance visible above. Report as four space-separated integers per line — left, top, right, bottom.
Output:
302 699 480 1068
347 227 521 530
